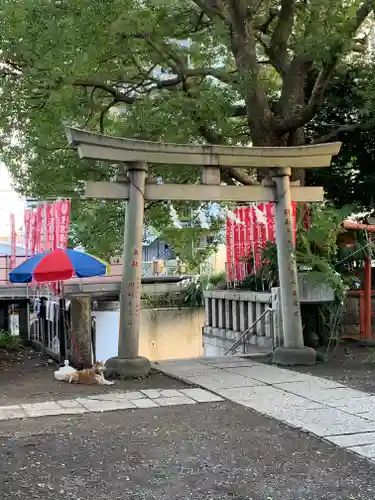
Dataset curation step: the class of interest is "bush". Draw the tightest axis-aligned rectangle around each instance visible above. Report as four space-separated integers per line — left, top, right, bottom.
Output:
0 330 21 349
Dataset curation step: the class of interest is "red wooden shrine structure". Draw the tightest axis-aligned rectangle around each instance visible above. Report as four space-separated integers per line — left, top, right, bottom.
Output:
226 207 374 340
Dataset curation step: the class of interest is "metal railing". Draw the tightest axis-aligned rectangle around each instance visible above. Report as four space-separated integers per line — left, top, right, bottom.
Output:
225 308 273 355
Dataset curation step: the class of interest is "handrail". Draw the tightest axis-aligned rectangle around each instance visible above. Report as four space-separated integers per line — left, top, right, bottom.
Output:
225 308 272 355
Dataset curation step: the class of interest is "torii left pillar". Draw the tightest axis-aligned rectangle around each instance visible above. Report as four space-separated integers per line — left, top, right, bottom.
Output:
106 161 151 378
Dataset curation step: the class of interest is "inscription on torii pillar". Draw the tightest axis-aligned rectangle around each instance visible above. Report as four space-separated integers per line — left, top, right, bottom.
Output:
66 126 341 375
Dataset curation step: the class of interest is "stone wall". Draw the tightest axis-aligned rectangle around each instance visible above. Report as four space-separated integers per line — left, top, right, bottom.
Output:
203 290 276 356
203 277 335 356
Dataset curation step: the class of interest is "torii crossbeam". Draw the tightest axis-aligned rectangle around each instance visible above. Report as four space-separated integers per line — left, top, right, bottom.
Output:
66 126 341 375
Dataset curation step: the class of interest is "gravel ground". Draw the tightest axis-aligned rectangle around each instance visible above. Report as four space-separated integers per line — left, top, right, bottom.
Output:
0 401 374 500
0 349 188 406
275 341 375 394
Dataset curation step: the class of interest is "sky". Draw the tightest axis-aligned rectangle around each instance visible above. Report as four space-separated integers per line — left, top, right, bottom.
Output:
0 164 25 239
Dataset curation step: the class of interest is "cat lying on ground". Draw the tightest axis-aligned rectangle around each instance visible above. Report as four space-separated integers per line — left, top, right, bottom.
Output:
55 361 114 385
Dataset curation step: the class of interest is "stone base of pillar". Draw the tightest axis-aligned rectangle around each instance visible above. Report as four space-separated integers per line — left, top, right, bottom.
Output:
272 346 316 366
106 356 151 379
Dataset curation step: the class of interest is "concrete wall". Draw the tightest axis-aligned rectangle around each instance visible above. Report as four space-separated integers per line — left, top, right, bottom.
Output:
93 307 204 362
201 244 227 276
139 308 204 361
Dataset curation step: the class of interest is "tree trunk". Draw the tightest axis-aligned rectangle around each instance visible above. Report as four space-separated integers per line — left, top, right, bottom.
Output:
251 126 306 185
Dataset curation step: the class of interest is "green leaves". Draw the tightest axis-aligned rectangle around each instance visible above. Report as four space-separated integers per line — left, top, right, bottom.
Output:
0 0 374 258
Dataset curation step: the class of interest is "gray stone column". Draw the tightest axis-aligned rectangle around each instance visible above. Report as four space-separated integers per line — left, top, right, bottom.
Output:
272 168 315 365
70 296 93 368
106 162 151 378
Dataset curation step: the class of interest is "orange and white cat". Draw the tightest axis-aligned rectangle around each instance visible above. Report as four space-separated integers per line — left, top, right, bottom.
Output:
56 361 114 385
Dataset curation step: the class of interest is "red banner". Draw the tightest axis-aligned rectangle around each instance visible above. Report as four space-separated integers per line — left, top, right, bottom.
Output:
24 210 31 258
238 208 245 280
226 215 234 281
54 200 71 249
9 213 16 271
226 202 301 282
30 211 37 256
34 206 43 254
46 203 55 251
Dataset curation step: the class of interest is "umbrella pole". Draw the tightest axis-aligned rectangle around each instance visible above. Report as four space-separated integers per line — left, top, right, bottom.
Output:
58 281 67 365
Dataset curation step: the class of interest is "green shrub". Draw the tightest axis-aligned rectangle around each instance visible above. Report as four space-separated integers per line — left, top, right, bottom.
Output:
0 330 21 349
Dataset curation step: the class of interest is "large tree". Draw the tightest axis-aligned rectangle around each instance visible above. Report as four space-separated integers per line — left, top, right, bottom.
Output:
1 0 375 255
307 62 375 209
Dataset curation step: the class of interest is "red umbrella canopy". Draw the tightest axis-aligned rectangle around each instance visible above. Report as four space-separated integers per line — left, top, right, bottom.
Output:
9 249 108 283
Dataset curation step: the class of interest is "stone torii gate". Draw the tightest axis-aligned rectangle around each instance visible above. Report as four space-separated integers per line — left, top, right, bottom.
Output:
66 127 341 376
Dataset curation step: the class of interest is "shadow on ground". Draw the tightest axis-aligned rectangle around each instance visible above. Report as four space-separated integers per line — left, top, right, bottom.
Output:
0 348 188 406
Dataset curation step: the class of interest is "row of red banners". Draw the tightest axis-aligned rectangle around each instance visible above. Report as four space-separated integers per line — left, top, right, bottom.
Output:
226 203 298 282
9 200 71 272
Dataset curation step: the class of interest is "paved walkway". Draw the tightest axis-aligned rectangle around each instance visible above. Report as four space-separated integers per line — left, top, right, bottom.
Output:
156 356 375 462
5 354 375 465
0 387 222 419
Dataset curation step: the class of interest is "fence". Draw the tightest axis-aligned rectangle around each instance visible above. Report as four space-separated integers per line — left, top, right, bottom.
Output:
341 290 375 338
203 289 277 355
29 298 64 359
203 276 336 355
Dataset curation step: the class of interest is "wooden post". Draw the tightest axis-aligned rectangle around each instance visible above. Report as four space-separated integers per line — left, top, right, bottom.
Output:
364 253 372 339
70 296 93 367
18 300 30 345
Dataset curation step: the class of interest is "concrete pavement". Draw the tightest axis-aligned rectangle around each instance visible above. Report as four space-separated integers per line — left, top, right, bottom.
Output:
156 356 375 462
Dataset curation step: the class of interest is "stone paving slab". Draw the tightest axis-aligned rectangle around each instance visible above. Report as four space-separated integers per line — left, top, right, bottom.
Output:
153 396 196 406
235 391 324 410
327 432 375 448
0 387 221 421
335 396 375 414
279 383 368 405
199 356 258 365
155 356 375 463
77 398 137 412
349 444 375 459
186 374 264 390
215 385 282 400
179 388 223 403
132 398 159 408
226 365 314 384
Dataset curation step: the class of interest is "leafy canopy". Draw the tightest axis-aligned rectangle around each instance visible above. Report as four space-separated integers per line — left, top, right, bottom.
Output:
0 0 375 256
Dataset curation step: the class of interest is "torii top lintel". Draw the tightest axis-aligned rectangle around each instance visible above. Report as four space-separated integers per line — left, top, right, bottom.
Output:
66 127 342 169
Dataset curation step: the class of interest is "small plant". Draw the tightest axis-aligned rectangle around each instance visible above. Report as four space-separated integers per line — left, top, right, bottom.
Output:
362 347 375 364
183 276 212 308
0 329 21 349
207 271 227 289
141 292 185 309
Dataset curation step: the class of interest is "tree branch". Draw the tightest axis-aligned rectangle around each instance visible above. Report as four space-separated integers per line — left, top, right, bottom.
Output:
192 0 228 23
313 121 375 144
73 79 136 104
255 33 287 76
277 60 336 132
268 1 295 74
226 0 275 138
73 64 234 104
196 123 255 185
276 0 374 134
99 99 117 133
